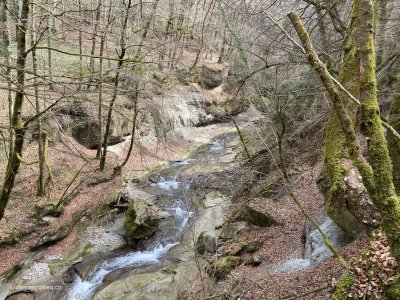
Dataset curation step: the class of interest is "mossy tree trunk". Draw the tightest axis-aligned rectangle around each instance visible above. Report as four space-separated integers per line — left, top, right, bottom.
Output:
388 78 400 194
289 2 400 295
0 0 30 220
324 0 370 238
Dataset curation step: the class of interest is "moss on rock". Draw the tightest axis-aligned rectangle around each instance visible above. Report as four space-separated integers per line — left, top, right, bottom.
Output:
209 256 243 280
332 275 356 300
191 66 224 89
0 236 19 247
124 200 160 241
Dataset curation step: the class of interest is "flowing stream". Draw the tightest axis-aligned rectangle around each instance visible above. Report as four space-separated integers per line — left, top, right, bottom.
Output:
67 136 233 300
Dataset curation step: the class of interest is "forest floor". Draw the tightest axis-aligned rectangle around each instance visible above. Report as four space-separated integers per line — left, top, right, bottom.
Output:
187 159 368 299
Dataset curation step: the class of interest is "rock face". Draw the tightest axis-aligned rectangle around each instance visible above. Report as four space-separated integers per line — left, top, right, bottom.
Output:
58 101 131 149
196 231 217 254
192 66 224 89
305 217 351 265
5 291 34 300
93 262 198 300
232 205 279 227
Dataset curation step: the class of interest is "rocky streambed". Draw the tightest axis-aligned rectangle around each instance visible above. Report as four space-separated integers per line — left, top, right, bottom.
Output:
4 132 241 300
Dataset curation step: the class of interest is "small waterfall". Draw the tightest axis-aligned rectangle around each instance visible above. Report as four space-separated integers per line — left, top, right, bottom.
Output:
67 135 235 299
151 175 180 191
68 242 177 300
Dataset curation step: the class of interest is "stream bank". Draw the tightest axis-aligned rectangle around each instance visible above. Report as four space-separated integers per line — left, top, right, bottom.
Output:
3 127 243 300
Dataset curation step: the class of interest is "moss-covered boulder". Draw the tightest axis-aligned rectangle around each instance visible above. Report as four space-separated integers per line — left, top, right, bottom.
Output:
35 203 63 218
223 240 261 256
208 256 243 280
192 66 224 89
0 236 19 247
124 200 160 242
224 98 249 115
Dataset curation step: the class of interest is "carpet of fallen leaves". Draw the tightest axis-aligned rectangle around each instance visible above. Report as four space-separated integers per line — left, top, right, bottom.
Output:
344 231 397 299
187 160 369 300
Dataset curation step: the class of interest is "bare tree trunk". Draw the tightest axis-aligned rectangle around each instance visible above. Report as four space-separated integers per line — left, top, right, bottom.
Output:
134 0 160 61
2 0 14 156
159 0 174 70
118 92 138 170
0 0 29 220
89 0 102 89
96 3 112 159
218 25 226 63
47 0 55 90
78 0 83 90
99 0 132 171
30 3 45 196
192 0 215 68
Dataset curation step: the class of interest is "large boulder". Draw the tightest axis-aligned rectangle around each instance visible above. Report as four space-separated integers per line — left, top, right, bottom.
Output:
192 66 224 89
222 240 261 256
195 231 217 254
124 200 160 242
304 217 352 265
232 205 280 227
208 256 243 280
93 262 199 300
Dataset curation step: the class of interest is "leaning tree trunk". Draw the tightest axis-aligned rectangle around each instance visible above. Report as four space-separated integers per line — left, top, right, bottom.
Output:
323 0 374 238
289 4 400 297
0 0 29 220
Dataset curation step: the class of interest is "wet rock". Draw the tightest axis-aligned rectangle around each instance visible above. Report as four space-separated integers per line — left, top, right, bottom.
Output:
93 261 199 300
232 205 279 227
6 291 34 300
62 269 75 284
73 253 105 281
305 217 351 265
208 256 243 280
196 231 217 254
124 200 161 242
